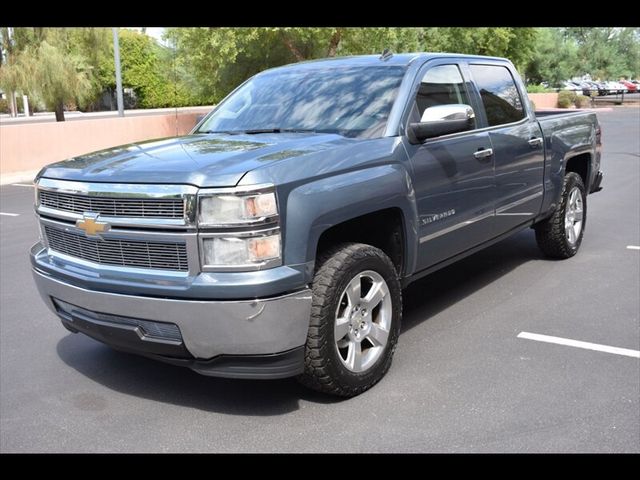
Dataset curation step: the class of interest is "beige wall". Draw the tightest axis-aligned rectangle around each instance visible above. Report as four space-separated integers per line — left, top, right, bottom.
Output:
528 93 559 109
0 108 212 177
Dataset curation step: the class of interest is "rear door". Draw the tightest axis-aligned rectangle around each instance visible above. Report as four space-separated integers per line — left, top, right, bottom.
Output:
402 61 496 271
467 62 545 232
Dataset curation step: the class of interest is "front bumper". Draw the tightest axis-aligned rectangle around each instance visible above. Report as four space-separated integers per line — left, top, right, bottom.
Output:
32 267 312 379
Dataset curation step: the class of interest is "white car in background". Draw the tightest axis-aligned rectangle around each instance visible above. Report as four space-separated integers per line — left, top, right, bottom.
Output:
603 81 627 95
561 81 584 94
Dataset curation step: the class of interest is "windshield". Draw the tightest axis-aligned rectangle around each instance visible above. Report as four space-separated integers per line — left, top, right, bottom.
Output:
196 66 407 139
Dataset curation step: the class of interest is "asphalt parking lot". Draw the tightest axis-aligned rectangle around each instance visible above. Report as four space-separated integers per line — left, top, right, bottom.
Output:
1 107 638 453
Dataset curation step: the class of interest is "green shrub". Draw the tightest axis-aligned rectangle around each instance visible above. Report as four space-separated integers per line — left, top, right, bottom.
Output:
526 84 553 93
557 90 577 108
0 98 9 114
574 95 592 108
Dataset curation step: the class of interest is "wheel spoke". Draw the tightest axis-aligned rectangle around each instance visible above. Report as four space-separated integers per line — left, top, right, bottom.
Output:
573 223 581 240
574 209 583 222
569 189 578 208
345 276 362 306
364 281 385 309
335 316 350 341
367 323 389 347
346 340 362 371
566 223 575 243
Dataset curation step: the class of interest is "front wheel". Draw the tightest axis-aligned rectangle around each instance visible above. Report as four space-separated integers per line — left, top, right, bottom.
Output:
534 172 587 259
297 243 402 397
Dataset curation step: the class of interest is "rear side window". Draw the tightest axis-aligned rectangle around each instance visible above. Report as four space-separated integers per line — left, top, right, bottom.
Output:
470 65 525 126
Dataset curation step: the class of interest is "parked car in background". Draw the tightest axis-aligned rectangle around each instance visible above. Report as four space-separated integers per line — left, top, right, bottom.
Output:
581 81 607 96
620 80 638 93
604 81 627 95
561 81 583 94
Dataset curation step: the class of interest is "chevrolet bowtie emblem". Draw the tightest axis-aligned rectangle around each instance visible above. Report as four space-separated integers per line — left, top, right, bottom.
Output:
76 213 110 237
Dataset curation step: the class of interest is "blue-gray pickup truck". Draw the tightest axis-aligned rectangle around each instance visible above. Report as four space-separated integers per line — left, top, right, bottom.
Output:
31 53 603 397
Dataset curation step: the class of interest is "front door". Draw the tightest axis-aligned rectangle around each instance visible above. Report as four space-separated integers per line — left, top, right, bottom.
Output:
403 63 496 271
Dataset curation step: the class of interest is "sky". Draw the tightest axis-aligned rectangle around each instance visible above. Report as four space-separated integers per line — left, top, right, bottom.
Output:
127 27 168 46
144 27 167 45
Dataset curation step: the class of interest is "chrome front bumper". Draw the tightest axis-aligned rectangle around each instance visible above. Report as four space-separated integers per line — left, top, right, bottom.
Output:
32 268 312 360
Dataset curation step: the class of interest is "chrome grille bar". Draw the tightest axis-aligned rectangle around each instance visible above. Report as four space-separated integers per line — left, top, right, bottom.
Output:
44 225 189 271
40 190 184 218
35 178 199 229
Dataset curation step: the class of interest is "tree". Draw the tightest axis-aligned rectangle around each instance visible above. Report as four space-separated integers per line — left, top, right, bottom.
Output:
95 29 197 109
165 27 422 102
117 29 169 108
564 27 640 80
525 28 580 86
3 27 639 117
165 28 296 103
18 40 92 121
0 28 104 120
415 28 539 72
166 27 540 104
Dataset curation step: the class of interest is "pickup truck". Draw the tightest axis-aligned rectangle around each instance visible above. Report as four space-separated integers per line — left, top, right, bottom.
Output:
31 53 603 397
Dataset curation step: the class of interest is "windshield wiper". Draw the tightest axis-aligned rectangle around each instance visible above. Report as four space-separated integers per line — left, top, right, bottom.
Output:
281 128 320 133
201 128 321 135
200 130 242 135
243 128 320 134
241 128 283 134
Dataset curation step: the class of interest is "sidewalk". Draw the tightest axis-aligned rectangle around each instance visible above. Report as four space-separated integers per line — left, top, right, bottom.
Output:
0 170 39 186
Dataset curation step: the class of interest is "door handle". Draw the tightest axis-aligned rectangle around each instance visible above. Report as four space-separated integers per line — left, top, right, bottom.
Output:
528 137 543 148
474 148 493 160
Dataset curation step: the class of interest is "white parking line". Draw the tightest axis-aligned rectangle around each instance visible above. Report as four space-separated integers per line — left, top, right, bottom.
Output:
11 183 34 188
0 212 20 217
518 331 640 359
627 245 640 250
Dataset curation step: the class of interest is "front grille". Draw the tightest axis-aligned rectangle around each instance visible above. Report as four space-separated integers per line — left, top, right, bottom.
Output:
44 225 189 271
53 299 183 342
39 190 184 218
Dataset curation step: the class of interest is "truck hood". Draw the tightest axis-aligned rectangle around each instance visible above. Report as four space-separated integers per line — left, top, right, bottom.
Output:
39 133 351 187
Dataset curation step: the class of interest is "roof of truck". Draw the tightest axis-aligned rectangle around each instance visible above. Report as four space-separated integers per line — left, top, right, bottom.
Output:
263 53 510 72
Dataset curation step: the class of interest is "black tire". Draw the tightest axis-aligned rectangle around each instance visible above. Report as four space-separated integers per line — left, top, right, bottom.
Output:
297 242 402 398
534 172 587 259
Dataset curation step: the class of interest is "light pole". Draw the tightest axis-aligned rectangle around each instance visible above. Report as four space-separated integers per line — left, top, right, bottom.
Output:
112 27 124 117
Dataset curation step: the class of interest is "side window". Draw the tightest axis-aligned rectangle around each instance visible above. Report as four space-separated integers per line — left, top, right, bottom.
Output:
414 64 471 120
469 65 525 126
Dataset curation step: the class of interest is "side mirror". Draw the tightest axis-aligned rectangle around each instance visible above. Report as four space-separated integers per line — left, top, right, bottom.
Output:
408 104 476 144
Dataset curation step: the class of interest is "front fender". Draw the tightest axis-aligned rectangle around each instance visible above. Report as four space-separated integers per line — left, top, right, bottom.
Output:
283 164 418 282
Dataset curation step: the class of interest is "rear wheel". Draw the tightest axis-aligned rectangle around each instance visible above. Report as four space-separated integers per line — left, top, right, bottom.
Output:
534 172 587 259
297 243 402 397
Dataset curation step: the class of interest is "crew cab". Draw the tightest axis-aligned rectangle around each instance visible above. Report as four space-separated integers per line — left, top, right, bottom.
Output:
31 53 603 397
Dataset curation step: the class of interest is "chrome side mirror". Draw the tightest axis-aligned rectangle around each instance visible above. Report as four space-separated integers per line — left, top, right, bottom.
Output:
409 104 476 143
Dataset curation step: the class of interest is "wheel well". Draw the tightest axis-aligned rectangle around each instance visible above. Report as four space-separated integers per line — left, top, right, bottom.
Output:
316 208 405 275
565 153 590 186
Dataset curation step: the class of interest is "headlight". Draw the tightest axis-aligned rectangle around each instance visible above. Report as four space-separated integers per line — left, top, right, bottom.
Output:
201 231 281 269
197 185 281 270
198 190 277 226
